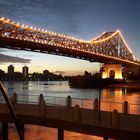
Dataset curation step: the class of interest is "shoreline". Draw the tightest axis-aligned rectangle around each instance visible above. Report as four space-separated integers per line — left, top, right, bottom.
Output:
69 76 140 89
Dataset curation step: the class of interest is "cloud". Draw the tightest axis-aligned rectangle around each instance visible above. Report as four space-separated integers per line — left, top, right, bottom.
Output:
34 66 42 68
0 54 31 64
0 0 87 35
54 71 66 75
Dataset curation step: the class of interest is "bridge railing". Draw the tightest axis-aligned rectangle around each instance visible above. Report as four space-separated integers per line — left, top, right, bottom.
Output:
1 93 140 115
100 100 123 112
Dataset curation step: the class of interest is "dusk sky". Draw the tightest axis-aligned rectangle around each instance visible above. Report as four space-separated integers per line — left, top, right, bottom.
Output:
0 0 140 75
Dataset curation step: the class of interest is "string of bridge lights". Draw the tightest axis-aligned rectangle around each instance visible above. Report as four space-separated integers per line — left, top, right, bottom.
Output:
0 17 135 60
90 31 106 41
0 17 90 43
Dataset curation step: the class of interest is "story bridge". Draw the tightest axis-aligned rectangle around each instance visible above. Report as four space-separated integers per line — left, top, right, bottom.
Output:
0 17 139 79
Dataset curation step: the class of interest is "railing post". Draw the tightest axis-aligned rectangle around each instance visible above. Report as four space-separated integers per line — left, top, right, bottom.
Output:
112 109 120 128
20 124 24 140
38 94 44 104
74 104 80 121
123 101 128 115
38 94 46 117
13 92 17 104
94 98 100 124
9 92 17 104
66 96 72 107
58 128 64 140
94 98 99 111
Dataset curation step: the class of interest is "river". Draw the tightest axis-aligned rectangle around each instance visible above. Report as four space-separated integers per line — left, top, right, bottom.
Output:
1 81 140 140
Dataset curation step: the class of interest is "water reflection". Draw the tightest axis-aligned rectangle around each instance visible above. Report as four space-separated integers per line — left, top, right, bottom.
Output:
8 124 103 140
101 88 140 114
1 81 140 113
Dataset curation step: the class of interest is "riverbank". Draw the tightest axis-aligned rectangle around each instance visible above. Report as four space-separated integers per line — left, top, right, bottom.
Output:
69 76 140 89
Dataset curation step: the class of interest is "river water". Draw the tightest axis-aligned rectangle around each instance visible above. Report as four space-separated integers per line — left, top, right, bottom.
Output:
1 81 140 140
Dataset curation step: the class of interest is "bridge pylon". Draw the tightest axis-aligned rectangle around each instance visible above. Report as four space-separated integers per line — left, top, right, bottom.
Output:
101 64 123 79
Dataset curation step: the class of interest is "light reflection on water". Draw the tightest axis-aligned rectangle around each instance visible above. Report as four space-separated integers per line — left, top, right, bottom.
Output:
1 81 140 140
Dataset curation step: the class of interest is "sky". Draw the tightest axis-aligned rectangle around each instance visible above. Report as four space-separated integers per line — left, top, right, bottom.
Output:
0 0 140 75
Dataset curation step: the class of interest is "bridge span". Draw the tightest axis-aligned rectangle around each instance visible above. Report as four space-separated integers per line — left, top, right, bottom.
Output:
0 17 139 67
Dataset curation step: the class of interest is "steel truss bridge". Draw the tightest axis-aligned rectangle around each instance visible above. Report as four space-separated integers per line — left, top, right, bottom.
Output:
0 17 139 66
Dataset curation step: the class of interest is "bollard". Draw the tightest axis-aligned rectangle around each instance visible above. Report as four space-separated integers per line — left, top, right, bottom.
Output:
38 94 46 117
112 109 120 128
38 93 44 104
66 96 72 107
9 92 17 104
74 104 80 121
13 92 17 104
123 101 128 115
94 98 99 111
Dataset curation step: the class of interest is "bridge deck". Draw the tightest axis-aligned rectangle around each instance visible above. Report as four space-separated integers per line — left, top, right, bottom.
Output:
0 103 140 139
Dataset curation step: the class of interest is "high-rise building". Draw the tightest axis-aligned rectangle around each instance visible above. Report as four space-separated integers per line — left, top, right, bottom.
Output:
8 65 14 75
22 66 29 77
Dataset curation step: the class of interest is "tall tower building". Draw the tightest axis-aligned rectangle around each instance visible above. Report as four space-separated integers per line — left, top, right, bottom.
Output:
22 66 29 77
8 65 14 75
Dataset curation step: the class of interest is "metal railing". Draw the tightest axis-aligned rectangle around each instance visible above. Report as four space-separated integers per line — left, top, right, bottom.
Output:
1 92 140 115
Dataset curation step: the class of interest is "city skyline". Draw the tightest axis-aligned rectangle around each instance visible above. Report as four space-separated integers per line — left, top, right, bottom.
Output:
0 0 140 75
1 64 73 75
0 64 66 81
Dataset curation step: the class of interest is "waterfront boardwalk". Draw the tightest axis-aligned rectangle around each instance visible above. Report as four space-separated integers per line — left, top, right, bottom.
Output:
0 94 140 140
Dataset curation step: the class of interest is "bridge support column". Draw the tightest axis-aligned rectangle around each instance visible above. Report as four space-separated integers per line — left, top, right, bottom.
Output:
58 128 64 140
2 122 8 140
102 64 123 79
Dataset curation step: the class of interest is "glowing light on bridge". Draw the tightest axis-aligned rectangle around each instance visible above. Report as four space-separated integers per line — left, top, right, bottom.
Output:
91 31 106 41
